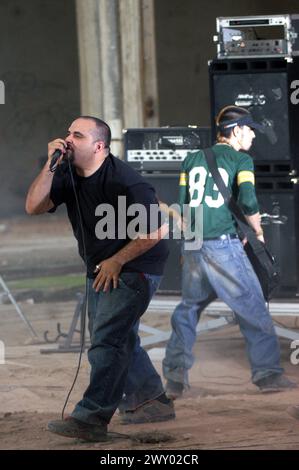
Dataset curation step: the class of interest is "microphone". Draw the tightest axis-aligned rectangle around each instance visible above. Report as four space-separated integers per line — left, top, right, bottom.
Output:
49 149 62 172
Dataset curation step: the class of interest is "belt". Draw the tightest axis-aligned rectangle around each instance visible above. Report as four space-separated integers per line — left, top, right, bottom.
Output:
204 233 239 241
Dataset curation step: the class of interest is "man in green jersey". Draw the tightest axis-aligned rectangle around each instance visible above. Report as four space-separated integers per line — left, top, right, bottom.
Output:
163 105 296 396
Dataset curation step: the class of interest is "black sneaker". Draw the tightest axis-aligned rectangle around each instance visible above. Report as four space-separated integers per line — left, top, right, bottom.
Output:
48 416 107 442
120 398 175 424
165 380 184 400
257 374 297 393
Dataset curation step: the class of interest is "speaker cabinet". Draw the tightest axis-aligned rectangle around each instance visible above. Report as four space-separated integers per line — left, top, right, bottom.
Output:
210 58 299 297
209 58 299 171
142 173 182 294
256 179 299 297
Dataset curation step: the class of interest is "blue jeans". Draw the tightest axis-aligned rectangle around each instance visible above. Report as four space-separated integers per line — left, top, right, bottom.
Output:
163 238 283 386
119 273 164 412
71 272 164 425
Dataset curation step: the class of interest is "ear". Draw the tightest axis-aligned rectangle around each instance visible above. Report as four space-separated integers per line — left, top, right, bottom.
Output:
233 126 241 138
95 141 105 152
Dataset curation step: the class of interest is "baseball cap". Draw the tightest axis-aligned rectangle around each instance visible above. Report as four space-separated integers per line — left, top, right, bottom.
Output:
217 113 263 132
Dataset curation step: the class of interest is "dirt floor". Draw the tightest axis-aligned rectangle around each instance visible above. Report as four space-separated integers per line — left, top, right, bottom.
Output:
1 216 299 450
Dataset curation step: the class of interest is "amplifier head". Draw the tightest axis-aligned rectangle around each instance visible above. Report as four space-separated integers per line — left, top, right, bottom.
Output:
123 126 211 171
215 14 299 59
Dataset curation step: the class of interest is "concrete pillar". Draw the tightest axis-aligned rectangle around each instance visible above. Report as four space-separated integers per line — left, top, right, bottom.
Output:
141 0 159 126
119 0 144 128
0 80 5 105
119 0 159 128
98 0 123 157
75 0 159 156
76 0 123 156
75 0 103 117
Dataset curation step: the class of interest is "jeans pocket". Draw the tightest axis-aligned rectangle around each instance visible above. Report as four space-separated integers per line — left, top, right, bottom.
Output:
118 272 144 294
205 252 250 299
143 273 162 298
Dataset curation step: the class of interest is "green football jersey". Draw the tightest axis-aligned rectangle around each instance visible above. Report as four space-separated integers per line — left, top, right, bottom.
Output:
179 144 259 239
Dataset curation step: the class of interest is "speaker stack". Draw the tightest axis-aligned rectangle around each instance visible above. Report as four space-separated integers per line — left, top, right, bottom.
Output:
210 15 299 297
123 126 211 293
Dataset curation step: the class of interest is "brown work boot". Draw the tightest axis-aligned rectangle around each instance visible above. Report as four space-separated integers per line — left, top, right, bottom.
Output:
120 397 175 424
48 416 107 442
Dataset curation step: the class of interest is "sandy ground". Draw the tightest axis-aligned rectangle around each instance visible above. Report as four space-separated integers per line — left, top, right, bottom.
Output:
1 216 299 450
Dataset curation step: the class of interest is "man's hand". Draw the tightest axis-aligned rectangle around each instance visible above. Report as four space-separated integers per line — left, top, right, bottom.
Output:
25 139 67 215
242 233 264 246
92 223 167 293
92 258 123 292
256 234 265 243
48 139 67 166
244 212 265 245
176 216 187 233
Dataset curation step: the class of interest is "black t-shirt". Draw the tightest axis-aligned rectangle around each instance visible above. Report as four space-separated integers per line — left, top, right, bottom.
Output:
50 154 169 278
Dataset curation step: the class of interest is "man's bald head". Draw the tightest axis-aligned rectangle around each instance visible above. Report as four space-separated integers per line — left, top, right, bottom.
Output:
79 116 111 148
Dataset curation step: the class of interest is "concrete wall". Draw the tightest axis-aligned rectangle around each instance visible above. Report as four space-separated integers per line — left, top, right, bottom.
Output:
155 0 299 126
0 0 80 217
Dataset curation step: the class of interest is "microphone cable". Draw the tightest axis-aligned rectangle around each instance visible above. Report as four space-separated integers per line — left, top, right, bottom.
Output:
60 157 89 420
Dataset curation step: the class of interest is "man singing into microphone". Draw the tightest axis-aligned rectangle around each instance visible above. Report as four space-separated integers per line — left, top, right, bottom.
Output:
25 116 174 441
